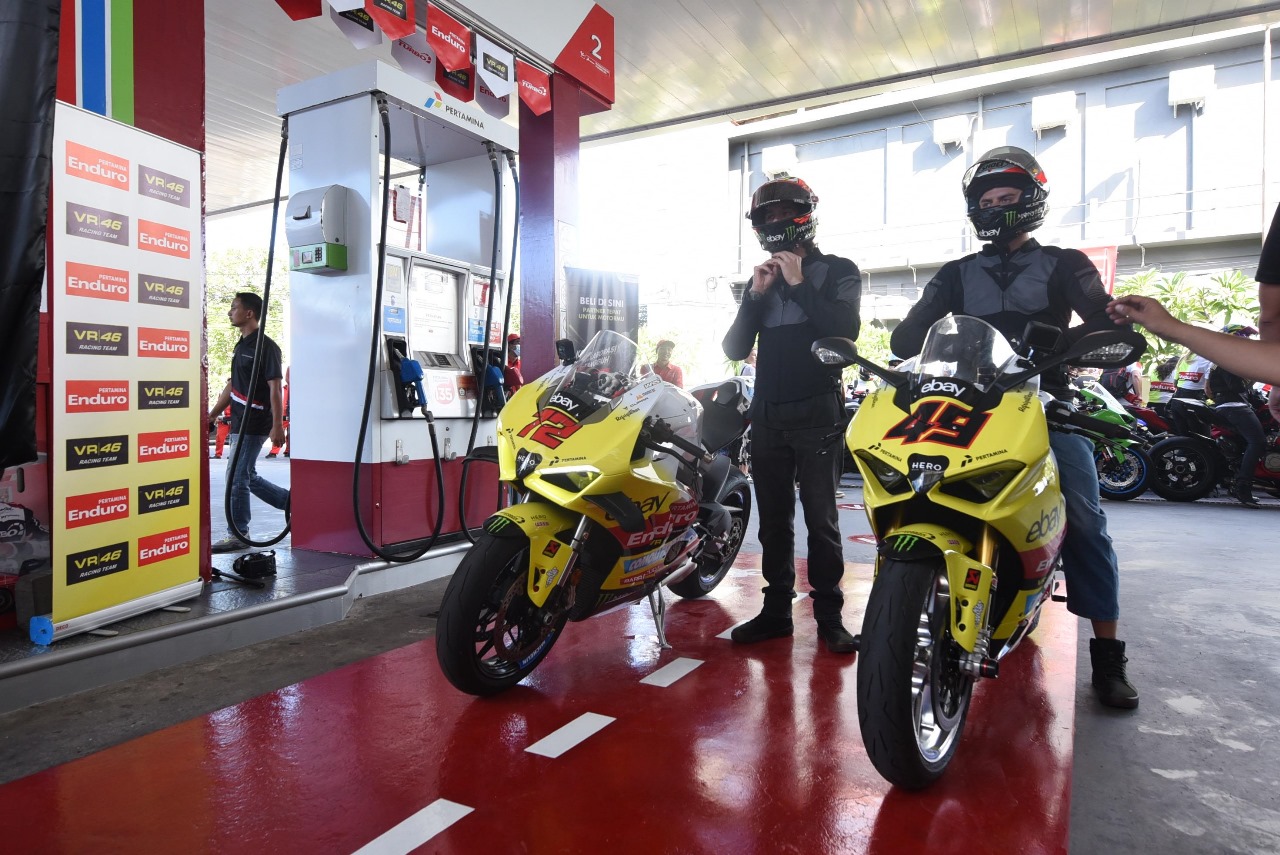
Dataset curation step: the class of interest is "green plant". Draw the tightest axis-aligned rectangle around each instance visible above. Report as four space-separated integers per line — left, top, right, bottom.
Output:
1113 267 1259 363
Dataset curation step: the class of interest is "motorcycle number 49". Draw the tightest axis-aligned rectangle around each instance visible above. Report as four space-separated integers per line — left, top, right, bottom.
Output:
518 407 583 449
885 400 990 448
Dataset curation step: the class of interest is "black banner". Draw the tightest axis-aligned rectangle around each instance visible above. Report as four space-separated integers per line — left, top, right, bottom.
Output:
563 267 640 350
0 1 60 469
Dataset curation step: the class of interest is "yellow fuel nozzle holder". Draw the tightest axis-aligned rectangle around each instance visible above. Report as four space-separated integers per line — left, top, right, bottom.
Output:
286 185 350 273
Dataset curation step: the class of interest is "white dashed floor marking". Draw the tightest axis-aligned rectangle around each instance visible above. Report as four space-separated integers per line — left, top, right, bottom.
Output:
351 799 473 855
641 657 703 687
525 712 615 758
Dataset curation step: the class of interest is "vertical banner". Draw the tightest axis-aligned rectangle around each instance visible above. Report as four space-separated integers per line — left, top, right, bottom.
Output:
274 0 323 20
331 6 383 49
45 102 203 643
474 33 514 97
366 0 414 40
0 0 59 470
516 60 552 116
563 268 640 349
1079 245 1119 293
427 4 471 72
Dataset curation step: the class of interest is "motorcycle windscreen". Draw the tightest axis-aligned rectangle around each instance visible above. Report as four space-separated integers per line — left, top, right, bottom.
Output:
537 330 642 422
912 315 1023 393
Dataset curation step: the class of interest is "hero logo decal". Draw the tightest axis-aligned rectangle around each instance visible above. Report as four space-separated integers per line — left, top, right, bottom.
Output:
885 400 990 448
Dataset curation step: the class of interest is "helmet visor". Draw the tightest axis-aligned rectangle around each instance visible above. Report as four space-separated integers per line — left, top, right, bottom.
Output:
748 179 816 224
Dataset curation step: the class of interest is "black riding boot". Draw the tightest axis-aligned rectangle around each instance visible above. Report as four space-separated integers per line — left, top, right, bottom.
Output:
1090 638 1139 709
1232 478 1260 507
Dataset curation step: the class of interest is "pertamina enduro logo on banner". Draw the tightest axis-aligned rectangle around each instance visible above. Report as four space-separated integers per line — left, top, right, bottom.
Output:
66 262 129 302
65 435 130 471
66 488 130 529
137 327 191 359
137 381 189 410
138 527 191 567
66 541 130 586
137 479 190 514
66 380 129 413
137 273 190 308
65 141 129 190
138 165 190 207
66 202 129 245
66 322 129 357
138 429 191 462
137 220 191 258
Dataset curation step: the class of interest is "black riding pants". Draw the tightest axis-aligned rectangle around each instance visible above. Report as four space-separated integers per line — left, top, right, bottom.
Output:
749 392 845 621
1217 405 1266 483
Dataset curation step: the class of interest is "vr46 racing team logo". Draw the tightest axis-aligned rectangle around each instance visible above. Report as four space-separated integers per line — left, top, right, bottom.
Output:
885 400 990 448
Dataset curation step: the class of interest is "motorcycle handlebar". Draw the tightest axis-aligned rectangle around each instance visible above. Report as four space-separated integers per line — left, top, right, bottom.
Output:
644 420 715 465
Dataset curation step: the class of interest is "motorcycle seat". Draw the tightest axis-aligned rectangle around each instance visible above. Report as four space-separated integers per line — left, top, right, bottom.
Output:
695 382 748 454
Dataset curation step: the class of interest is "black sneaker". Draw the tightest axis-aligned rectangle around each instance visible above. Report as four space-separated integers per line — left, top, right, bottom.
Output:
1090 637 1139 709
817 620 858 654
731 613 793 644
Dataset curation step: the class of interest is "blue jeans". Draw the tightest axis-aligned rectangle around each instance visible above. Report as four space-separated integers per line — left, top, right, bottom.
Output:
1049 431 1120 621
224 434 290 536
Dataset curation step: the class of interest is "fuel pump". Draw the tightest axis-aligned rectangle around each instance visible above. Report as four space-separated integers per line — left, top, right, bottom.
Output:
278 61 516 560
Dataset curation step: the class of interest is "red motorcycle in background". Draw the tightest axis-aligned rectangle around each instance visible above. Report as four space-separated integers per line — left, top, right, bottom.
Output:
1148 395 1280 502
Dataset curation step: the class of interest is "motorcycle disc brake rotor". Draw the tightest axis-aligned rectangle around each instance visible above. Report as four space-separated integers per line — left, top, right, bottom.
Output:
929 637 968 730
491 572 555 664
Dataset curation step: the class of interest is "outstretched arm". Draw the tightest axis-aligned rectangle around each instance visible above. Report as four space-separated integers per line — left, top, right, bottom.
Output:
1108 295 1280 385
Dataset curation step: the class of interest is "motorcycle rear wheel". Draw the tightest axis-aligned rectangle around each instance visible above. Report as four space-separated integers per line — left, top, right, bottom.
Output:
436 532 569 696
857 558 974 790
668 485 751 598
1095 444 1152 501
1148 437 1218 502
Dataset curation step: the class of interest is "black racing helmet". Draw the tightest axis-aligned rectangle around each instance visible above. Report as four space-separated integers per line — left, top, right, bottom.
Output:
962 147 1049 245
747 177 818 252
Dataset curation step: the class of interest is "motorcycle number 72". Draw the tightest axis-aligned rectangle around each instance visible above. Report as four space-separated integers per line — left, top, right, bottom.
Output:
518 407 583 449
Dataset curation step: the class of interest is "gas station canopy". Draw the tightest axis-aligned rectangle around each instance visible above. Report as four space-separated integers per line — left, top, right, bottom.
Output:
208 0 1280 213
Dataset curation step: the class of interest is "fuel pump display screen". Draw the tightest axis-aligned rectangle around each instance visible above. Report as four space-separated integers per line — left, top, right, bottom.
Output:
407 262 459 356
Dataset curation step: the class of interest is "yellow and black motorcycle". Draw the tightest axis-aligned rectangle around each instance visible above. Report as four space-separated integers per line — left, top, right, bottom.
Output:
812 316 1143 789
436 330 752 695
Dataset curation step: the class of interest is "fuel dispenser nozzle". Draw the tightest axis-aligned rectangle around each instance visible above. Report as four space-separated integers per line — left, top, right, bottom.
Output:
399 358 431 419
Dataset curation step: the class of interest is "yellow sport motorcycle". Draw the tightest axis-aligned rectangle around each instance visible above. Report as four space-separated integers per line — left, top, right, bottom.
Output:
812 315 1144 789
437 330 753 695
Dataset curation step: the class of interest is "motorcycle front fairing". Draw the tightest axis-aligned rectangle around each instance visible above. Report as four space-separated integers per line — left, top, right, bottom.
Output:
849 316 1068 649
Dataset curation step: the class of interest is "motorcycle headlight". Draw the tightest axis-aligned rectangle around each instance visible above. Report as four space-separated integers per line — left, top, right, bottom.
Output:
938 462 1024 503
855 451 909 494
540 467 601 492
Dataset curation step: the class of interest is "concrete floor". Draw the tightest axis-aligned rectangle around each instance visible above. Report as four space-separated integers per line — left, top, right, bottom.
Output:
0 467 1277 852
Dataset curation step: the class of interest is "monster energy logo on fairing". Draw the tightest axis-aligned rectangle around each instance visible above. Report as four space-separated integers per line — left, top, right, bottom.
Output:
893 534 920 551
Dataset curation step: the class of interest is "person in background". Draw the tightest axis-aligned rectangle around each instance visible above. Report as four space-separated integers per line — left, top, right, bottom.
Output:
267 366 290 458
212 402 231 459
1253 203 1280 421
738 348 757 378
722 175 862 654
1146 355 1179 417
890 146 1140 709
1174 350 1212 400
503 333 524 398
1207 325 1265 507
644 340 684 388
207 292 290 553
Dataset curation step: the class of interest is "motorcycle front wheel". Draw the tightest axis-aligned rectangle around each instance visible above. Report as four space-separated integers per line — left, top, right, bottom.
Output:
857 558 974 790
1148 437 1219 502
1095 443 1152 501
667 484 751 598
436 531 569 696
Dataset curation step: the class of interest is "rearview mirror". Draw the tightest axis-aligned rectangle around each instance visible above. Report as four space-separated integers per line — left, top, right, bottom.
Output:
555 338 577 365
812 337 858 367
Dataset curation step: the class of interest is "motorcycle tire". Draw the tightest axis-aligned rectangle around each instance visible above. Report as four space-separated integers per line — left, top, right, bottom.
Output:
435 531 569 696
668 485 751 598
1148 437 1219 502
1095 444 1152 501
857 558 974 790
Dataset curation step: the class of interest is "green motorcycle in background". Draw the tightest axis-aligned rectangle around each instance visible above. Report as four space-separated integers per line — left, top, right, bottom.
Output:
1074 379 1154 501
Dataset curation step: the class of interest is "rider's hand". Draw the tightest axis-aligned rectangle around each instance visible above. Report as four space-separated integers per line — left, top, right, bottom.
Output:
751 259 779 294
1107 295 1180 338
773 250 804 286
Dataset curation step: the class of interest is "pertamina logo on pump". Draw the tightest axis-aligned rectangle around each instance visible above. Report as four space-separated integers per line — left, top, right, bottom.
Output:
66 262 129 302
138 527 191 567
66 380 129 413
66 488 130 529
137 327 191 359
137 273 190 309
137 381 189 410
65 141 129 190
137 220 191 258
66 541 130 585
137 430 191 462
66 435 130 471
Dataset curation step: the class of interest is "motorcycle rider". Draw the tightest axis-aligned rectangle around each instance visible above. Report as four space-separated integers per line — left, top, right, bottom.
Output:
890 146 1141 709
1208 325 1265 507
722 175 863 654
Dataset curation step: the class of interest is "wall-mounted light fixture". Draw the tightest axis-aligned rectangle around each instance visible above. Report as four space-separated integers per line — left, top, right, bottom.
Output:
1168 65 1215 117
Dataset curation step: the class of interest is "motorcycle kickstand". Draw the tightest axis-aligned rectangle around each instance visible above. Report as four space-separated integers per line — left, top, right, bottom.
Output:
647 586 672 650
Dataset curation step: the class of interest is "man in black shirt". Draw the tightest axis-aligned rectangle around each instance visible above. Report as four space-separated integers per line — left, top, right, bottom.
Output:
1209 324 1265 507
722 176 862 654
1254 204 1280 421
207 292 290 552
890 147 1140 709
